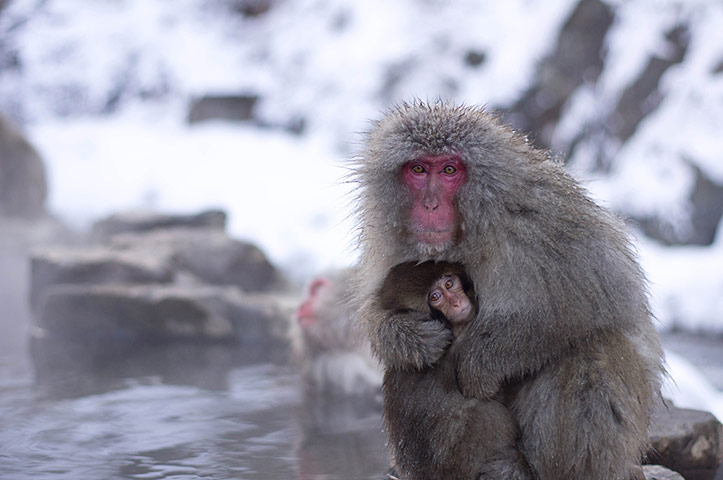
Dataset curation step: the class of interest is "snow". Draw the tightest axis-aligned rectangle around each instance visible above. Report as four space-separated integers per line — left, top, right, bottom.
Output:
640 237 723 332
4 0 583 283
29 110 357 283
664 350 723 421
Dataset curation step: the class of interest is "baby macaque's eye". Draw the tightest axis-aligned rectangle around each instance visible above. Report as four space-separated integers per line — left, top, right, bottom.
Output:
444 277 455 289
429 290 442 304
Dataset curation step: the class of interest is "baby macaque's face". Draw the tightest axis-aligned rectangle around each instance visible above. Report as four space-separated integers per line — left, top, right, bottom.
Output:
427 273 473 324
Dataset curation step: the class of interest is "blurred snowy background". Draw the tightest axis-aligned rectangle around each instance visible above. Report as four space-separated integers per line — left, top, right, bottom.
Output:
1 0 722 333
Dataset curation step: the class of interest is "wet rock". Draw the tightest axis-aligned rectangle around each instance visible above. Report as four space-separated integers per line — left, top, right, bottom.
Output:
187 94 259 124
28 209 290 347
644 465 685 480
35 283 294 346
31 222 283 312
30 245 174 312
91 209 226 239
109 227 282 292
0 114 47 218
648 401 723 480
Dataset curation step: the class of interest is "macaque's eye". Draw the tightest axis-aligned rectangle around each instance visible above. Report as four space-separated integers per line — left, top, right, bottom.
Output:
443 165 457 175
411 164 426 174
429 290 442 304
444 277 455 289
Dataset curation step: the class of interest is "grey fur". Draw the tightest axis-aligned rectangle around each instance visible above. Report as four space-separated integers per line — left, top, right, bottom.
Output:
352 101 664 480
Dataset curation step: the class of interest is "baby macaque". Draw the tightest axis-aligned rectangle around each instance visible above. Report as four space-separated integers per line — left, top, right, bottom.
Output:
379 261 531 480
427 271 474 329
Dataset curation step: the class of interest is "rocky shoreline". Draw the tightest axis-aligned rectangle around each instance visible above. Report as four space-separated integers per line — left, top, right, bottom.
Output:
27 209 296 349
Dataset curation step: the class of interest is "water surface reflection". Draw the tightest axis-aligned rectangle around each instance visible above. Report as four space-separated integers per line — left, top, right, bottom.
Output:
0 340 389 480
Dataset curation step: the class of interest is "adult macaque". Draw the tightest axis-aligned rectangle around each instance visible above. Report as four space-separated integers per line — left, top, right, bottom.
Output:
294 269 382 395
380 261 531 479
353 102 663 479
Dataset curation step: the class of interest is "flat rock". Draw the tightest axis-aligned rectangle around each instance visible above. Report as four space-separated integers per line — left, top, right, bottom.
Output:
109 227 282 292
644 465 685 480
91 209 227 238
648 401 723 480
30 245 174 311
30 225 284 313
187 94 258 124
35 283 295 346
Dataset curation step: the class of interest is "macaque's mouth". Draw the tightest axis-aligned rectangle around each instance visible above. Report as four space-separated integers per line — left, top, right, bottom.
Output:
413 229 455 245
454 304 473 323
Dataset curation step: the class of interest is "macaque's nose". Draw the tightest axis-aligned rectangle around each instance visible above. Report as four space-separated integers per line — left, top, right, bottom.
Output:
423 191 439 211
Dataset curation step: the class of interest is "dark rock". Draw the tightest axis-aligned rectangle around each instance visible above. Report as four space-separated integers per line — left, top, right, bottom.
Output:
176 232 280 292
187 94 258 124
464 50 487 68
563 21 690 173
644 465 685 480
505 2 689 171
28 208 288 347
647 401 723 480
91 209 226 239
0 114 47 218
30 225 283 314
503 4 709 248
35 283 294 346
229 0 274 17
505 0 614 150
689 165 723 246
636 164 723 246
608 24 689 147
109 227 283 292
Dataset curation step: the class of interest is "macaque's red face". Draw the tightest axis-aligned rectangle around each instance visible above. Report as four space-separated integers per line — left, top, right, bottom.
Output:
401 155 466 246
296 278 330 327
428 274 472 324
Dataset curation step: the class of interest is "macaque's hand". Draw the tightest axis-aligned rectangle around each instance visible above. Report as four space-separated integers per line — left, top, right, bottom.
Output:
375 311 452 370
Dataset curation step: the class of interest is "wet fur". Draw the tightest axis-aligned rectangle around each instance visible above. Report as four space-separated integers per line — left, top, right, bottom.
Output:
352 101 664 479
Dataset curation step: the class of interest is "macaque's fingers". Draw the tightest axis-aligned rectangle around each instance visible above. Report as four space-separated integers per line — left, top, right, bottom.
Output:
375 313 451 370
